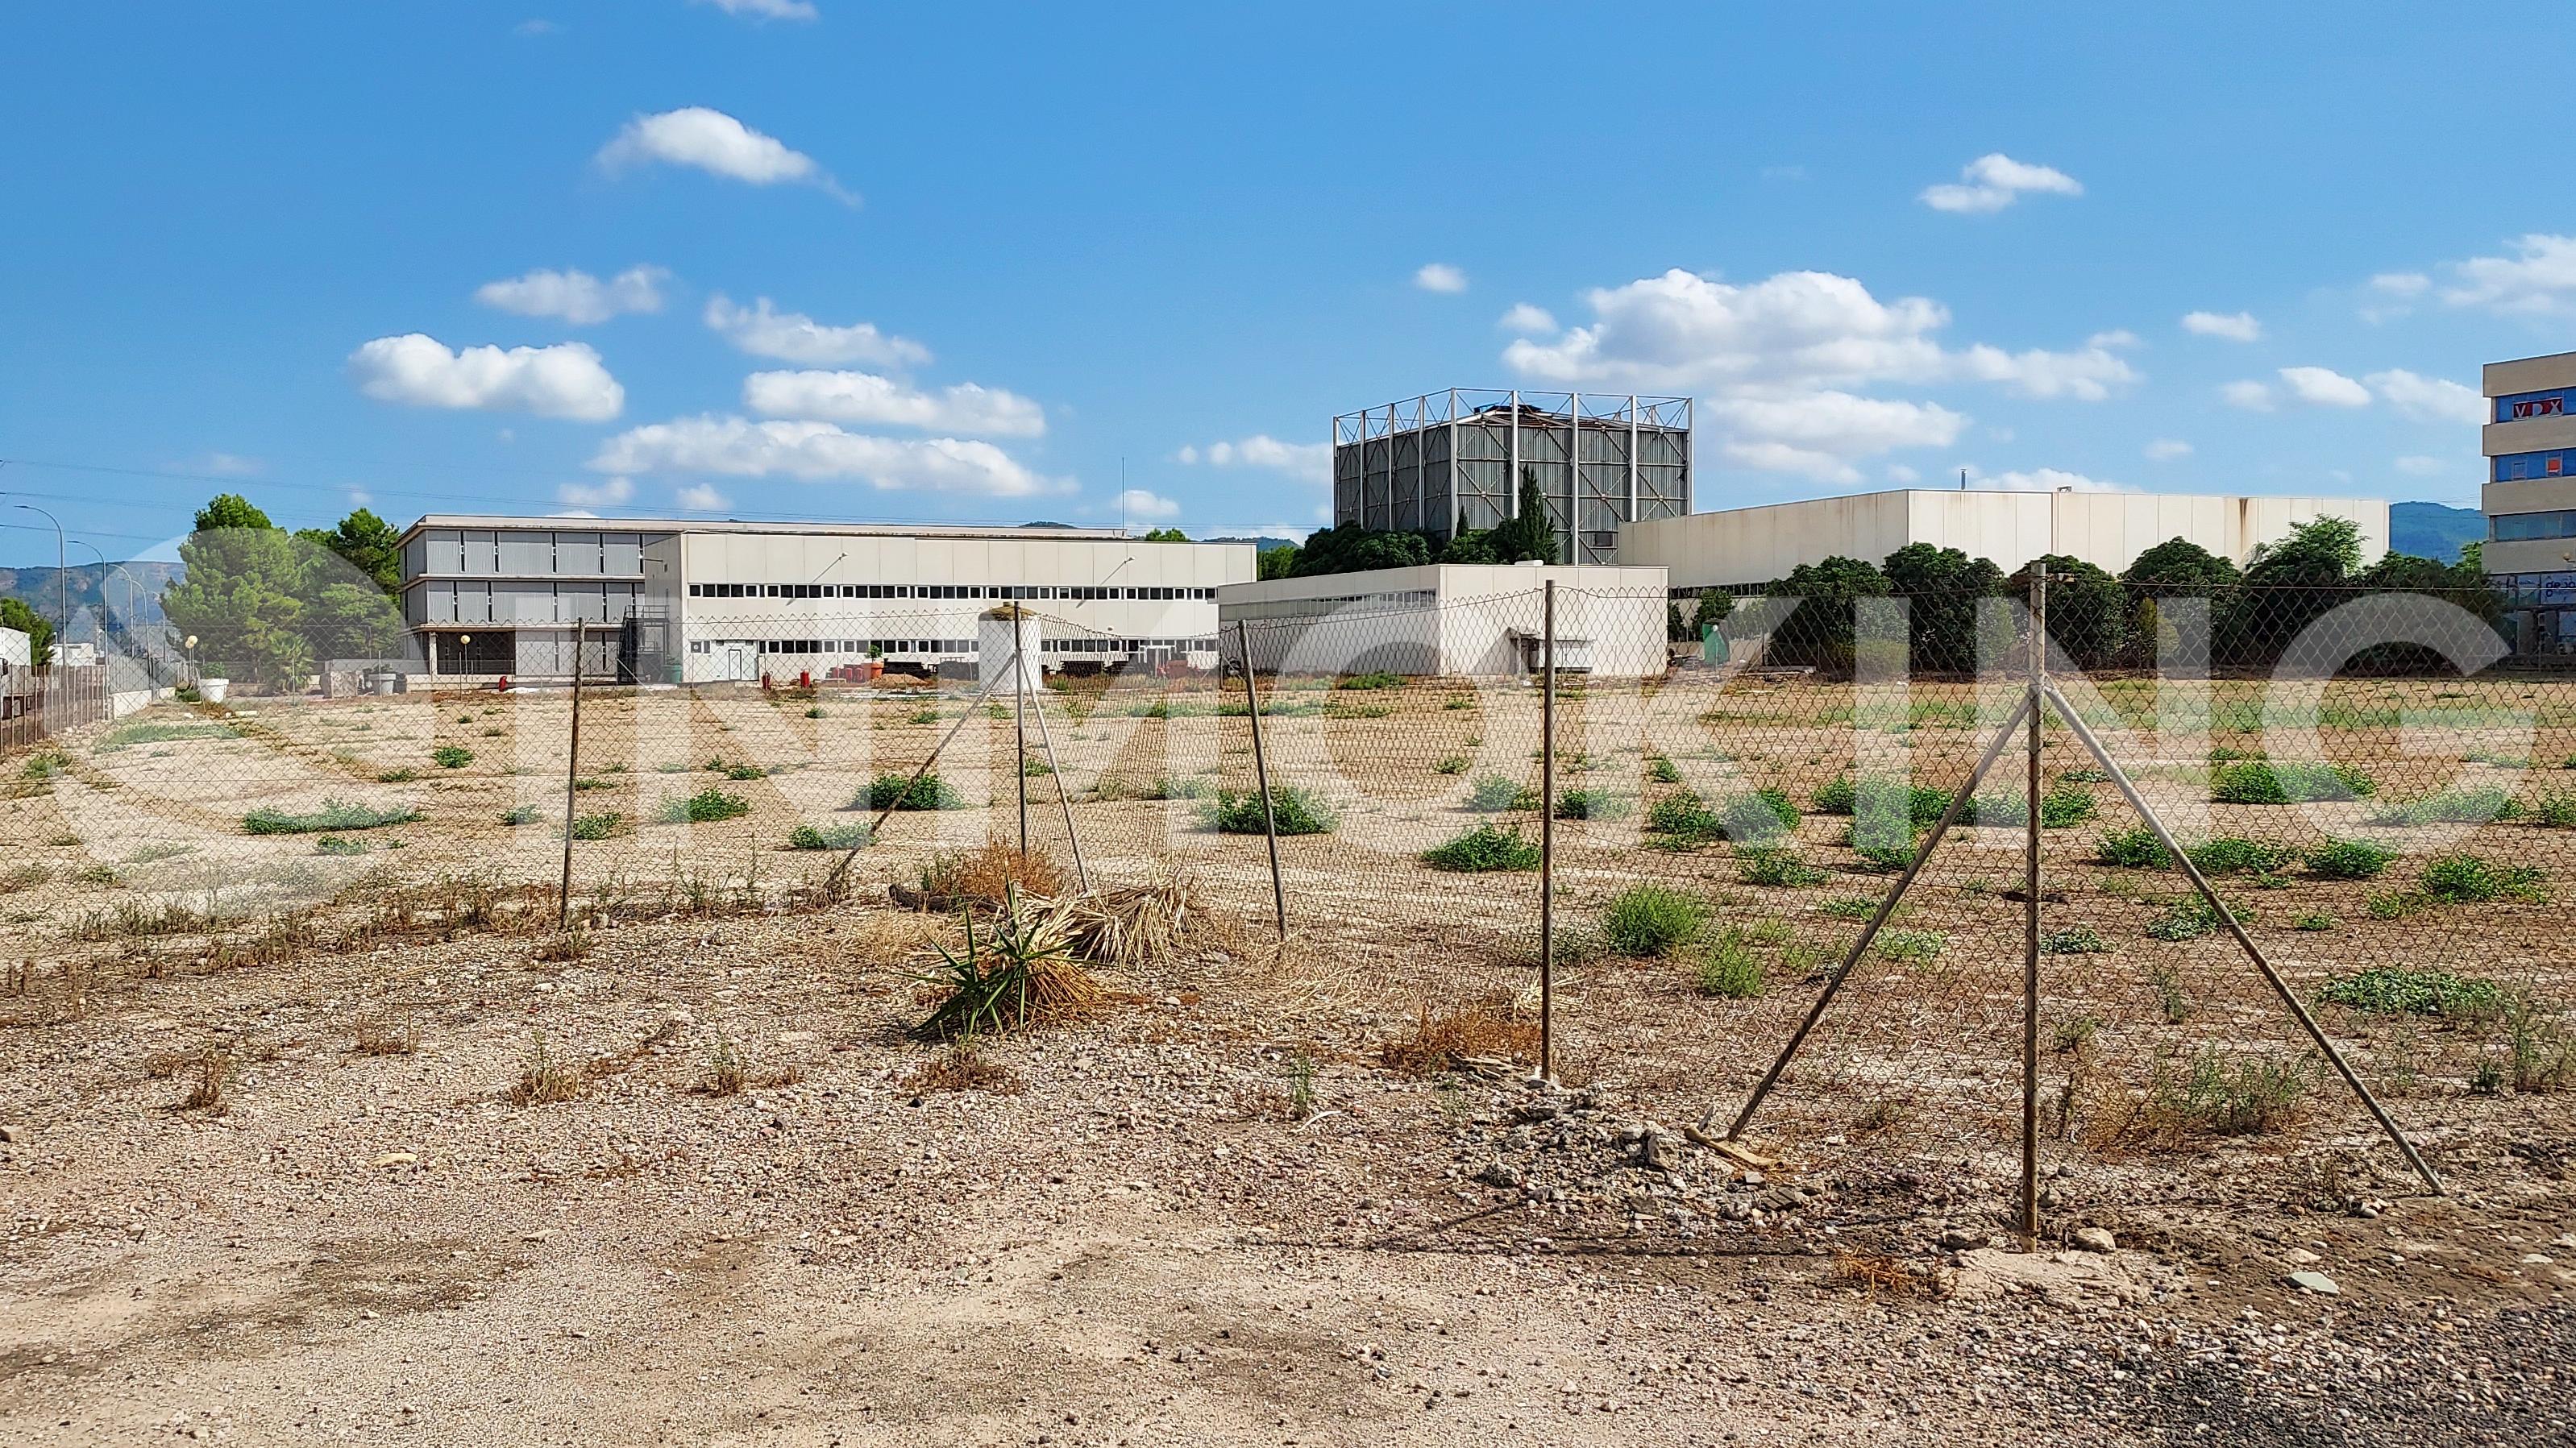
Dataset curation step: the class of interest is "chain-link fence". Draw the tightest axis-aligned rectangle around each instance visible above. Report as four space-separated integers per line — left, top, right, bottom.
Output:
10 579 2574 1219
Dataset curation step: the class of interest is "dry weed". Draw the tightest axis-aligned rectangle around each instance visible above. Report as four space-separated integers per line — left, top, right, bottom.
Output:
905 1039 1022 1093
900 842 1069 911
1379 993 1540 1077
180 1048 236 1114
1049 870 1199 968
706 1035 747 1097
532 929 592 964
355 1015 421 1056
510 1031 583 1106
1832 1248 1950 1298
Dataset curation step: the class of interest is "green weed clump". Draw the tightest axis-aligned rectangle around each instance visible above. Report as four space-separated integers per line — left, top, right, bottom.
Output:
568 811 625 840
854 773 963 811
1333 670 1402 691
1696 931 1766 998
2317 966 2506 1021
2303 837 2397 880
1204 786 1336 836
2041 925 2104 955
1846 816 1918 872
431 745 474 769
1738 848 1827 887
1466 774 1541 812
788 822 873 851
2185 836 2296 876
2531 794 2576 829
1813 775 1949 824
2370 786 2518 827
2417 853 2546 905
1600 885 1710 956
2162 1049 2311 1136
500 804 542 826
1645 755 1682 785
2146 894 2246 940
1420 823 1540 872
2094 827 2171 869
1432 755 1469 776
1553 788 1635 821
2209 760 2374 804
314 835 370 856
1873 929 1946 965
659 788 750 824
243 799 423 835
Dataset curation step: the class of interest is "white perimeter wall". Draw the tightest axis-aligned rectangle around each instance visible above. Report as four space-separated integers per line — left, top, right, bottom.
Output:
1622 491 2393 589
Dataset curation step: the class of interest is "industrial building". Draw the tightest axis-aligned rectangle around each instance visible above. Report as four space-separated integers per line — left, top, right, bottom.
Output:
2481 350 2576 656
1618 489 2392 591
1217 563 1669 678
1332 390 1691 566
397 517 1255 683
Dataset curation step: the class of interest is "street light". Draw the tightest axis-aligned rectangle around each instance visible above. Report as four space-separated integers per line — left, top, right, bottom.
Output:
6 501 68 649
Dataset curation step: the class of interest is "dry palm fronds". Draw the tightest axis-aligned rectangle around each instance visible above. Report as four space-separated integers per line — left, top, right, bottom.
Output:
894 841 1070 912
1048 869 1199 967
1378 992 1540 1077
1832 1249 1951 1299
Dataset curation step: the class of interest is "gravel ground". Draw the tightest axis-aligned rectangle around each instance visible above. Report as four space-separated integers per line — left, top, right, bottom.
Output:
1 896 2571 1446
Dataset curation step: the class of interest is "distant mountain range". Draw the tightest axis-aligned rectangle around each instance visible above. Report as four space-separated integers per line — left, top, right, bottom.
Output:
2390 501 2485 563
0 562 183 638
1203 535 1301 554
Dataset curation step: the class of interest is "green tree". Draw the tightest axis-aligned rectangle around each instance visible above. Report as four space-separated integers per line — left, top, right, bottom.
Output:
1761 555 1890 671
1486 469 1560 566
0 595 55 666
2010 554 2127 670
1880 542 2004 672
294 507 402 593
1256 545 1299 580
2217 515 2367 667
2122 536 2241 598
1284 523 1436 578
1138 527 1189 543
161 493 405 689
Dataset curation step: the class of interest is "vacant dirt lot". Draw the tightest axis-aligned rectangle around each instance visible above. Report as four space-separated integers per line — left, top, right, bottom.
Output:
5 676 2574 1444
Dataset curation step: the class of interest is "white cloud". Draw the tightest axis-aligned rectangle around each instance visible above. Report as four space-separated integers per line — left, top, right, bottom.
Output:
2180 309 2261 342
2393 455 2456 478
1704 391 1967 483
1414 263 1468 293
2370 272 2431 297
597 107 849 201
703 294 928 367
1885 463 1921 483
1174 434 1331 485
692 0 817 20
1973 467 2125 494
514 19 560 36
1953 339 2138 400
589 415 1054 496
1498 303 1556 334
1115 488 1181 522
347 334 623 421
556 475 634 508
1920 153 2083 214
2365 369 2483 425
742 370 1045 437
474 265 668 326
193 451 264 476
2438 234 2576 315
2144 438 2193 461
2277 366 2371 408
675 483 730 511
2221 380 2275 411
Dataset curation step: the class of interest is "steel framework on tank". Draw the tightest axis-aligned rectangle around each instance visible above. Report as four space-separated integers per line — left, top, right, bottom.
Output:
1330 389 1693 566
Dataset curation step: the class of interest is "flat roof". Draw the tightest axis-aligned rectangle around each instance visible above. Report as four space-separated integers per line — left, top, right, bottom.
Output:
399 514 1135 543
1636 488 2391 520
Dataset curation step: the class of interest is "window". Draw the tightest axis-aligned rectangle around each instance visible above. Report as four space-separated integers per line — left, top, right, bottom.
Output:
2495 510 2576 542
2495 448 2576 481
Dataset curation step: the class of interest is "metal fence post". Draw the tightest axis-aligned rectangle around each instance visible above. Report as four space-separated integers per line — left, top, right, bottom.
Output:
1233 620 1287 941
1013 608 1029 858
1539 581 1557 1083
2021 570 2046 1244
557 617 586 932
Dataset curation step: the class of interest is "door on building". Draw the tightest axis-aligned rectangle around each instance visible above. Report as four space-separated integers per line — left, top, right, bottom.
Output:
721 643 756 681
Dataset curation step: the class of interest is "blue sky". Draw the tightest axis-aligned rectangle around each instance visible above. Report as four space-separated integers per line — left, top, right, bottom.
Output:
2 1 2566 566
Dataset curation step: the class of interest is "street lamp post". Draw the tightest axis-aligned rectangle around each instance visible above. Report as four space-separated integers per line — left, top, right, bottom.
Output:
7 502 68 652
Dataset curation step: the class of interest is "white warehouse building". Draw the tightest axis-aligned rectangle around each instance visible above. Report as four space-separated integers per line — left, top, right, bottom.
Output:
1620 489 2393 591
1217 563 1670 678
397 517 1255 683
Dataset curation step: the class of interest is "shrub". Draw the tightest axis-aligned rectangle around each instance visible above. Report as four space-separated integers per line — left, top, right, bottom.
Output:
2291 911 2334 931
1846 816 1918 871
2318 966 2506 1021
2507 994 2576 1093
2532 793 2576 829
2146 894 2245 940
243 799 423 835
1554 788 1635 821
1020 754 1054 778
500 804 541 826
2186 836 2296 876
1600 885 1709 956
1646 755 1681 785
376 767 422 783
2164 1049 2310 1136
1814 775 1949 824
659 788 750 825
2418 853 2546 905
1421 823 1540 872
314 835 370 856
1821 895 1879 920
2366 890 2432 920
1696 931 1766 998
1204 785 1336 836
2370 786 2518 827
567 811 624 840
1334 670 1402 691
431 745 474 770
2209 760 2374 804
788 822 872 850
1432 755 1469 776
721 761 769 782
1874 929 1945 965
2304 837 2397 880
2094 826 2170 868
2041 925 2104 955
1467 774 1540 812
854 772 963 811
1739 848 1827 887
2040 782 2100 828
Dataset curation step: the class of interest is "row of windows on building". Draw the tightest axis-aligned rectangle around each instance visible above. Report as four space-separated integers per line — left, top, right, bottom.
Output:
688 637 1220 656
2491 572 2576 605
2492 509 2576 542
2493 448 2576 482
686 583 1218 601
2495 388 2572 423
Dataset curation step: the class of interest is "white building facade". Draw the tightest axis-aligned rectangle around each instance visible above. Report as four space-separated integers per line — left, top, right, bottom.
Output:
1218 563 1670 678
2481 350 2576 656
397 516 1254 683
1619 488 2392 591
